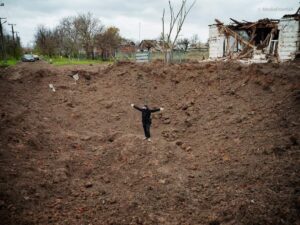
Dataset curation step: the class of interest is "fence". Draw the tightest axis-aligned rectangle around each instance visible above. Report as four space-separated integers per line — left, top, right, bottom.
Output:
115 51 186 63
115 50 208 63
136 52 150 63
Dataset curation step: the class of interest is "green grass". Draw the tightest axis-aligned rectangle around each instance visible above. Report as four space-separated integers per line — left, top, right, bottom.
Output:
0 59 19 67
45 57 111 66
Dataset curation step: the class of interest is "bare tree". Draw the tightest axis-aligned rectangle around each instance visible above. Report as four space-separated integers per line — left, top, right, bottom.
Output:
95 26 122 60
56 17 79 58
161 0 196 63
190 34 199 46
177 38 190 52
73 13 104 59
33 13 123 59
35 25 58 57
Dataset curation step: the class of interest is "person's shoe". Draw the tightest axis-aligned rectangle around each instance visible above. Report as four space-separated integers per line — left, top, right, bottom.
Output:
147 138 152 142
143 137 148 140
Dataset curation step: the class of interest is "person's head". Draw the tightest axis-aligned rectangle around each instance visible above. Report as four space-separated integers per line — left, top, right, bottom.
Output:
142 104 148 109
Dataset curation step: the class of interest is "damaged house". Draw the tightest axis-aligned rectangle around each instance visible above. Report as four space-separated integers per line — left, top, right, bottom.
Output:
138 40 163 52
208 7 300 62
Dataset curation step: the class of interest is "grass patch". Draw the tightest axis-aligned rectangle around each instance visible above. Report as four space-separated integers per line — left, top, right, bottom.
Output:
0 59 19 67
45 57 111 66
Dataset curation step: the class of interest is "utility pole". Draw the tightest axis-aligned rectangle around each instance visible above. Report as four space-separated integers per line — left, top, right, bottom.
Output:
8 23 15 41
15 31 20 57
139 22 141 43
0 2 6 62
0 17 7 62
8 23 16 58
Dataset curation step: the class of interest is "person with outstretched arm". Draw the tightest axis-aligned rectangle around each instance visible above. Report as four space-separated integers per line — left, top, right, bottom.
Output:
131 104 164 141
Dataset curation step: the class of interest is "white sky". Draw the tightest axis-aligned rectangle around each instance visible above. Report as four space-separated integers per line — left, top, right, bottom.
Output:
0 0 298 47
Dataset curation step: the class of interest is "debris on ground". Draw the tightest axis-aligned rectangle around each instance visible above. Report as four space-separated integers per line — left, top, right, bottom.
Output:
48 83 56 92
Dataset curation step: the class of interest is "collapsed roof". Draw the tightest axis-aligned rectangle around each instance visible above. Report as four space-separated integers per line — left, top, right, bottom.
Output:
214 18 279 60
282 7 300 19
209 7 300 62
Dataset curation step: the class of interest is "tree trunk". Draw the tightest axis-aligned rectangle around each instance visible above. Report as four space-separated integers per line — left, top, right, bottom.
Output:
165 49 172 64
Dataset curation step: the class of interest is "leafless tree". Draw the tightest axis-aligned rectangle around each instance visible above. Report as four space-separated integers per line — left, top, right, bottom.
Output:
161 0 196 63
177 38 190 52
190 34 199 46
95 26 122 60
35 25 58 57
73 13 104 59
34 13 122 59
56 17 79 58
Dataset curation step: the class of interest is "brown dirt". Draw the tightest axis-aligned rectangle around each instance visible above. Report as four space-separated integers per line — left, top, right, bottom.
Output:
0 60 299 225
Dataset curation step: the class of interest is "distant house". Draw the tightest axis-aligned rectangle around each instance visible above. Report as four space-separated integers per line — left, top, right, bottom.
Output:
139 40 162 52
118 41 136 54
208 7 300 62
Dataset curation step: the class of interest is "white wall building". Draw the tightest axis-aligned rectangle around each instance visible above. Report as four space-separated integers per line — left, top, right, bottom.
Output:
208 25 225 58
278 13 300 61
208 8 300 62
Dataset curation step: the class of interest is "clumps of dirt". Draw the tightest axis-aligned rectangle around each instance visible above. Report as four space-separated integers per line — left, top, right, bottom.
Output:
0 60 299 225
67 70 100 81
34 68 56 78
1 62 59 81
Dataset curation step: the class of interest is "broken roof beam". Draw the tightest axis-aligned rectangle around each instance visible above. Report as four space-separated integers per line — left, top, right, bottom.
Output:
249 27 257 44
215 19 223 25
238 48 253 59
215 19 256 49
240 22 258 29
230 18 244 25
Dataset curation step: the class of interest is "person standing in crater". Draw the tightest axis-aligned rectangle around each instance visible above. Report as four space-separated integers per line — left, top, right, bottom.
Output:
131 104 164 141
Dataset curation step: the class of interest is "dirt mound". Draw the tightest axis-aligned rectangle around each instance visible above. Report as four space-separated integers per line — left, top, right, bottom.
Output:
0 61 299 225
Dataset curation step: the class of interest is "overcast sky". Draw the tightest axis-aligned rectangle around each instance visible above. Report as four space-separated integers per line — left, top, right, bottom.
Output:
0 0 298 47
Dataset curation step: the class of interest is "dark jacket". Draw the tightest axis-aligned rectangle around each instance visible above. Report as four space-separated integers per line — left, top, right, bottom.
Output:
134 105 160 124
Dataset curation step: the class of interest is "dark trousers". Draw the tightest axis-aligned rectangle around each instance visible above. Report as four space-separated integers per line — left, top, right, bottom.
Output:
143 123 151 138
